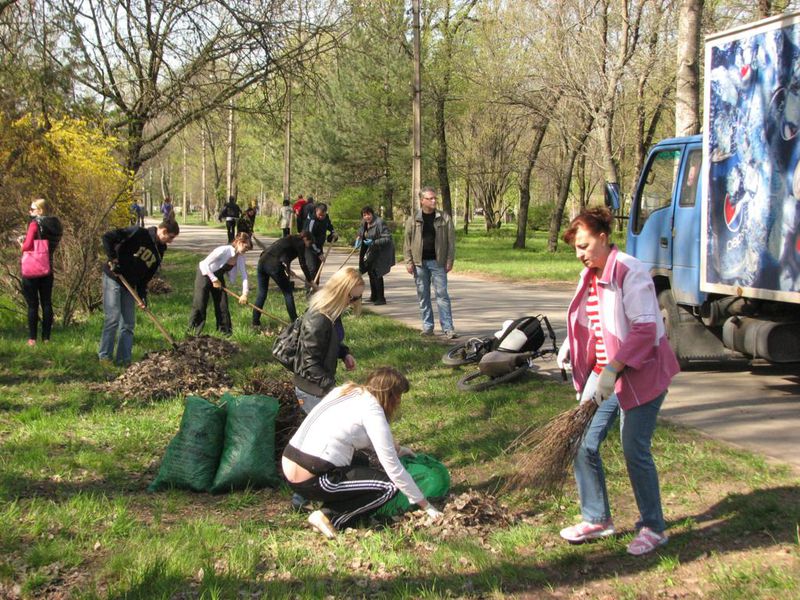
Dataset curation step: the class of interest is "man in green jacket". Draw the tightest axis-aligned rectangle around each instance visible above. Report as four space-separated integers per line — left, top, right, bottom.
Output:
403 187 457 339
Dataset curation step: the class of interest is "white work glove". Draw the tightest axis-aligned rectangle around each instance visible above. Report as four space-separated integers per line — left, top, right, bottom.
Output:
592 365 618 405
238 293 248 305
397 445 416 458
556 342 571 371
425 505 443 520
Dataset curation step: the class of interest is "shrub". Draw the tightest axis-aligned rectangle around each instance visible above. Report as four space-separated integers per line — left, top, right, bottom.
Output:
0 115 133 324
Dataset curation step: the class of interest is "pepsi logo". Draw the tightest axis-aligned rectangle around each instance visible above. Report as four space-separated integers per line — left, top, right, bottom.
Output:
724 193 745 232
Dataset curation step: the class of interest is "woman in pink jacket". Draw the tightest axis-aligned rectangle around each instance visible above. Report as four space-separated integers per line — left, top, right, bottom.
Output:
557 207 680 556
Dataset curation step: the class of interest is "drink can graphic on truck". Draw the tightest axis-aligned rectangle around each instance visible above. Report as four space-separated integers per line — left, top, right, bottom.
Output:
702 13 800 302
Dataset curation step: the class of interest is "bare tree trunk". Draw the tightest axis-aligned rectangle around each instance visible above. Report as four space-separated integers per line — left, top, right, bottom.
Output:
631 74 675 202
577 151 588 210
548 115 595 252
147 167 153 215
463 180 470 234
160 161 171 202
381 140 394 220
676 0 702 136
225 100 235 201
435 93 453 215
411 0 422 213
201 130 208 222
514 118 552 249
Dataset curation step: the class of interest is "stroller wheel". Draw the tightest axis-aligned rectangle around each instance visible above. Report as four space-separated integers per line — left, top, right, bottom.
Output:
456 362 530 392
441 337 492 367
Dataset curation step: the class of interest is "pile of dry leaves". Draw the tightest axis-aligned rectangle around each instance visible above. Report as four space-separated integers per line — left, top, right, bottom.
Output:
399 490 517 541
146 276 172 295
94 336 238 402
244 378 303 460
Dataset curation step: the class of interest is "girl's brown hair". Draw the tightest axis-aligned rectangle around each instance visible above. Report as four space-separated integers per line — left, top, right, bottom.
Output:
340 367 410 420
233 231 253 250
563 207 613 246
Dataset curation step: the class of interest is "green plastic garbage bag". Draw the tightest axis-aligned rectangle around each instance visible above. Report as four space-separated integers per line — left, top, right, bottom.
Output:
148 395 226 493
210 394 280 493
375 453 450 517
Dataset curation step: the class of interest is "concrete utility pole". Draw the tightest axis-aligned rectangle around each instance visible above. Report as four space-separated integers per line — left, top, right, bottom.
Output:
182 143 187 223
283 87 292 204
411 0 422 213
201 130 208 222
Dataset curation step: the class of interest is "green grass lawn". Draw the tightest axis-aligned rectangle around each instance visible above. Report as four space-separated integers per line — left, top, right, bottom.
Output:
0 250 798 599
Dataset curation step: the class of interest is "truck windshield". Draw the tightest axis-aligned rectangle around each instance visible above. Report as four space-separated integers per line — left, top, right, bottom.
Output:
633 149 681 234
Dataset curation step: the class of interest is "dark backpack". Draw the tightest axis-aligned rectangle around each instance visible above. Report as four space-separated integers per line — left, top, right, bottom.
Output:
496 315 545 353
271 317 302 370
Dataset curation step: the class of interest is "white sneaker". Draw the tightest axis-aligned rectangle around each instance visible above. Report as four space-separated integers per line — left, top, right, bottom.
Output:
559 520 616 543
308 510 336 539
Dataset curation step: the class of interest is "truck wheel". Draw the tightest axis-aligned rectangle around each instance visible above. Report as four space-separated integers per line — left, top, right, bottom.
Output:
658 289 689 369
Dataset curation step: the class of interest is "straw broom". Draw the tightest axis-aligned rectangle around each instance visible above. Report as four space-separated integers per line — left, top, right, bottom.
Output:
502 400 598 495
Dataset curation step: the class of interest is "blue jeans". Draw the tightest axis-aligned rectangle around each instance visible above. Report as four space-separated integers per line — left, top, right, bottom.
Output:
295 387 324 415
413 260 454 333
98 273 137 364
573 370 667 533
254 264 297 324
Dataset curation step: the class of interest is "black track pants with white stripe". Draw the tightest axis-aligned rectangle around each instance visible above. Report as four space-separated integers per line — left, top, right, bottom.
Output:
289 466 398 529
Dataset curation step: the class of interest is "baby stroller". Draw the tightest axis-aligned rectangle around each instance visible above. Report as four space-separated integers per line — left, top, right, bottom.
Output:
442 315 548 367
453 315 559 392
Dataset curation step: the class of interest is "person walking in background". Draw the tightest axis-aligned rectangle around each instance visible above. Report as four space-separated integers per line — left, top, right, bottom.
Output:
253 231 313 326
403 187 457 338
218 196 242 243
238 205 257 236
303 202 338 284
19 198 63 346
282 367 442 539
130 200 145 226
188 232 252 336
99 219 180 365
160 196 174 221
356 206 394 305
557 207 679 556
279 199 293 237
292 194 307 233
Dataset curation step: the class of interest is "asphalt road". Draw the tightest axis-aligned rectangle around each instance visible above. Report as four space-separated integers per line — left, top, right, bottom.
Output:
162 220 800 471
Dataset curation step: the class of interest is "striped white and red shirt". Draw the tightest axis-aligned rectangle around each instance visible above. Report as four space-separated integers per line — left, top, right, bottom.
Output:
587 275 608 373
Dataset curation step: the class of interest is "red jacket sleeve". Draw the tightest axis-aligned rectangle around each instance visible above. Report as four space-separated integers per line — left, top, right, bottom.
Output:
21 220 38 252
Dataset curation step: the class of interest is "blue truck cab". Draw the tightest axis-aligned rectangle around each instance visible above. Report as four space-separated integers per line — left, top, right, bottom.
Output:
627 135 800 364
627 135 705 308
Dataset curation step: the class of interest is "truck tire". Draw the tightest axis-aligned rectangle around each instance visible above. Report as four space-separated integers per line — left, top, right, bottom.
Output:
658 289 689 369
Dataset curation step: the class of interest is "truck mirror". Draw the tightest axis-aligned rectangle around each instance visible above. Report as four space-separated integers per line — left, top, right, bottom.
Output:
605 182 620 210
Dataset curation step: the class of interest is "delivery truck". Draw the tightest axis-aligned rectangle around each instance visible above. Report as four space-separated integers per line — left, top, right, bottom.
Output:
626 12 800 366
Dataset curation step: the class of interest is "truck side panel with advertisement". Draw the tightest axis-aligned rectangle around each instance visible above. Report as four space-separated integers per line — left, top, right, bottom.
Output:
627 12 800 365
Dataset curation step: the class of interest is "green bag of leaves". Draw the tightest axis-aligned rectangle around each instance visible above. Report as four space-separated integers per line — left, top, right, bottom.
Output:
148 395 227 493
375 453 450 517
210 394 280 493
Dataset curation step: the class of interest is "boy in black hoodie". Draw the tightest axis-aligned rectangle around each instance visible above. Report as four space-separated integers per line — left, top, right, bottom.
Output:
98 220 179 365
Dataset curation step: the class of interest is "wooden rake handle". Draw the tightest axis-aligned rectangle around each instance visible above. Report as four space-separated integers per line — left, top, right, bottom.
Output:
337 245 358 271
313 243 334 286
221 286 289 326
288 268 319 292
116 273 178 348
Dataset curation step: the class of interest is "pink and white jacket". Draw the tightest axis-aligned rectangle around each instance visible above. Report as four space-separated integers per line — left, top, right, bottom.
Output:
565 246 680 410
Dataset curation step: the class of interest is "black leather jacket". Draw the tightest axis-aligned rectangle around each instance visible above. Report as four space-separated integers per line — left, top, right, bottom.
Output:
293 309 350 397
